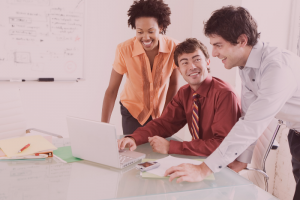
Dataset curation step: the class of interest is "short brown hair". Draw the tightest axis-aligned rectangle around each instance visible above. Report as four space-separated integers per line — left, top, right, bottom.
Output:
127 0 171 34
174 38 210 72
204 6 260 46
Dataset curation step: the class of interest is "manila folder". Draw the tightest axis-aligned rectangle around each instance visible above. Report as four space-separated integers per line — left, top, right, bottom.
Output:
0 135 57 158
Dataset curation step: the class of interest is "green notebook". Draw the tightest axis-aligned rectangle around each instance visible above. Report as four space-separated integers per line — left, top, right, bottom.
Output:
141 158 215 180
53 146 82 163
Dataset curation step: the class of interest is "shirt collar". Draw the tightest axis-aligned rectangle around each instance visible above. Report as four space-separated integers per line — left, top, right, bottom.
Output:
132 35 170 57
243 40 264 69
193 74 213 98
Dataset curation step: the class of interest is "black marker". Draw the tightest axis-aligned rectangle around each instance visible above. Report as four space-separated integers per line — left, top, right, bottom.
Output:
38 78 54 82
6 78 80 82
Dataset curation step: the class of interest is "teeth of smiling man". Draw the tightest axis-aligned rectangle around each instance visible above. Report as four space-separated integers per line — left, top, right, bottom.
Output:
221 57 227 60
143 41 152 45
189 72 199 76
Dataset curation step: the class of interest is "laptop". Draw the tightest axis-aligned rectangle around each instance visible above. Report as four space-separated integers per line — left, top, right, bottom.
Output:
66 116 145 169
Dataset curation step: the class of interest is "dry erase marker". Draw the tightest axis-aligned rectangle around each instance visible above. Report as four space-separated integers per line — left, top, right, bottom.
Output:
18 143 30 153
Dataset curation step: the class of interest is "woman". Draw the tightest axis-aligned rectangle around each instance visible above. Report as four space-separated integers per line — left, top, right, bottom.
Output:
101 0 180 135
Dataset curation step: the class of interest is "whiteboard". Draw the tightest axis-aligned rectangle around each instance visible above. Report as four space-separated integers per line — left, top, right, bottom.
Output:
0 0 85 81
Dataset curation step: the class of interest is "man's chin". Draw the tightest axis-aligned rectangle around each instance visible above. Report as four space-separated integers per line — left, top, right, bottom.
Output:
187 80 201 87
224 64 233 70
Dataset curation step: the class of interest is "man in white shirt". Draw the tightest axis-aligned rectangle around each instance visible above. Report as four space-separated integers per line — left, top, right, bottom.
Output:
164 6 300 199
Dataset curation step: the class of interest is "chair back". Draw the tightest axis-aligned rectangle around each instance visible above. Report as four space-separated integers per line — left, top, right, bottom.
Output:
0 88 27 140
245 118 282 190
251 119 281 171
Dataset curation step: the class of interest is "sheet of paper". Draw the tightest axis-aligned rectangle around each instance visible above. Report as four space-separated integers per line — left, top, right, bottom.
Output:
0 135 57 157
141 169 215 180
140 159 214 179
142 156 213 178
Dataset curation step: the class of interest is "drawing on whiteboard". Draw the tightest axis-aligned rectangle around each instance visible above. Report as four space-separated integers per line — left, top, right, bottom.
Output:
9 29 36 37
65 61 77 73
0 0 84 80
14 52 31 63
64 47 76 56
9 17 32 26
49 11 82 34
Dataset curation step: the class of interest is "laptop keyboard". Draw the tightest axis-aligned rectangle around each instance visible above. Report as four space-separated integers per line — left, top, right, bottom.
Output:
119 154 133 164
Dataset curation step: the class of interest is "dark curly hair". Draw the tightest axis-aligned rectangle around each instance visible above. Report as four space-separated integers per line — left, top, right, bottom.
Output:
204 6 260 46
127 0 171 34
174 38 210 73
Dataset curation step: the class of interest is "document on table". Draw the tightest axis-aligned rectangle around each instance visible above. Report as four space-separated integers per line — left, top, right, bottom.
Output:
0 135 57 158
143 156 214 180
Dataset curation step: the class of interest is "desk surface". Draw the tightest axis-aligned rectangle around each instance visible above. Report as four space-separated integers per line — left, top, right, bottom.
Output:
0 137 278 200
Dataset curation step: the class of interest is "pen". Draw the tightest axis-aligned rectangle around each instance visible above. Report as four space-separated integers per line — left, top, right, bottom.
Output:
18 143 30 153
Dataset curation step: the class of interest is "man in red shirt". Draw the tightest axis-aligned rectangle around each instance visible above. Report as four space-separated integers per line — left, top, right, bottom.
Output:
118 38 241 157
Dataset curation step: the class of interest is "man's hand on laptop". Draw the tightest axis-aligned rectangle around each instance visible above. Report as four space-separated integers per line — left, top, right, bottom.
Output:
148 136 169 154
118 137 137 151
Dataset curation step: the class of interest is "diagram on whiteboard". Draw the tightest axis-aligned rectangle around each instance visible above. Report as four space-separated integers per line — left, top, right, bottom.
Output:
0 0 84 80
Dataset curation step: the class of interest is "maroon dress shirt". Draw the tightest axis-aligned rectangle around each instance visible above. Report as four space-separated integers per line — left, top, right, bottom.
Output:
129 74 241 156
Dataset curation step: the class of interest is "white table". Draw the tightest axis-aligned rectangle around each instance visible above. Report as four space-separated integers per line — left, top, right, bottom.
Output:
0 137 278 200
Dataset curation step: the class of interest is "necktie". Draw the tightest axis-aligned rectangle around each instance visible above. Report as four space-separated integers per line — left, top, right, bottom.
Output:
191 93 200 140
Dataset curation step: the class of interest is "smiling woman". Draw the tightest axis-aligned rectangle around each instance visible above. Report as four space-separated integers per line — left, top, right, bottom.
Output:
101 0 180 135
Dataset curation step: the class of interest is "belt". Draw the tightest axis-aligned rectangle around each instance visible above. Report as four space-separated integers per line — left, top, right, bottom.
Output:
292 129 300 136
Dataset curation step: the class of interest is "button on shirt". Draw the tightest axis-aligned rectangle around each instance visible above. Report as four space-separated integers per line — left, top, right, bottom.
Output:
205 41 300 173
113 35 178 125
129 75 241 156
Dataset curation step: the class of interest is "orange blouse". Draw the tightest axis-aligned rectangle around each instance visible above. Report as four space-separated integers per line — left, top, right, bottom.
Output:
113 35 178 125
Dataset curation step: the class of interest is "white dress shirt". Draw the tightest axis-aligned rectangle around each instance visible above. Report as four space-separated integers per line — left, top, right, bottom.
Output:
205 41 300 173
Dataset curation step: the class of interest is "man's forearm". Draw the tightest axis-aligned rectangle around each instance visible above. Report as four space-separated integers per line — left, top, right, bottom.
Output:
168 138 223 157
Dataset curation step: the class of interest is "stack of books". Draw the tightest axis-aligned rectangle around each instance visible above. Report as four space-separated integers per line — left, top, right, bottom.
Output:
0 135 57 160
